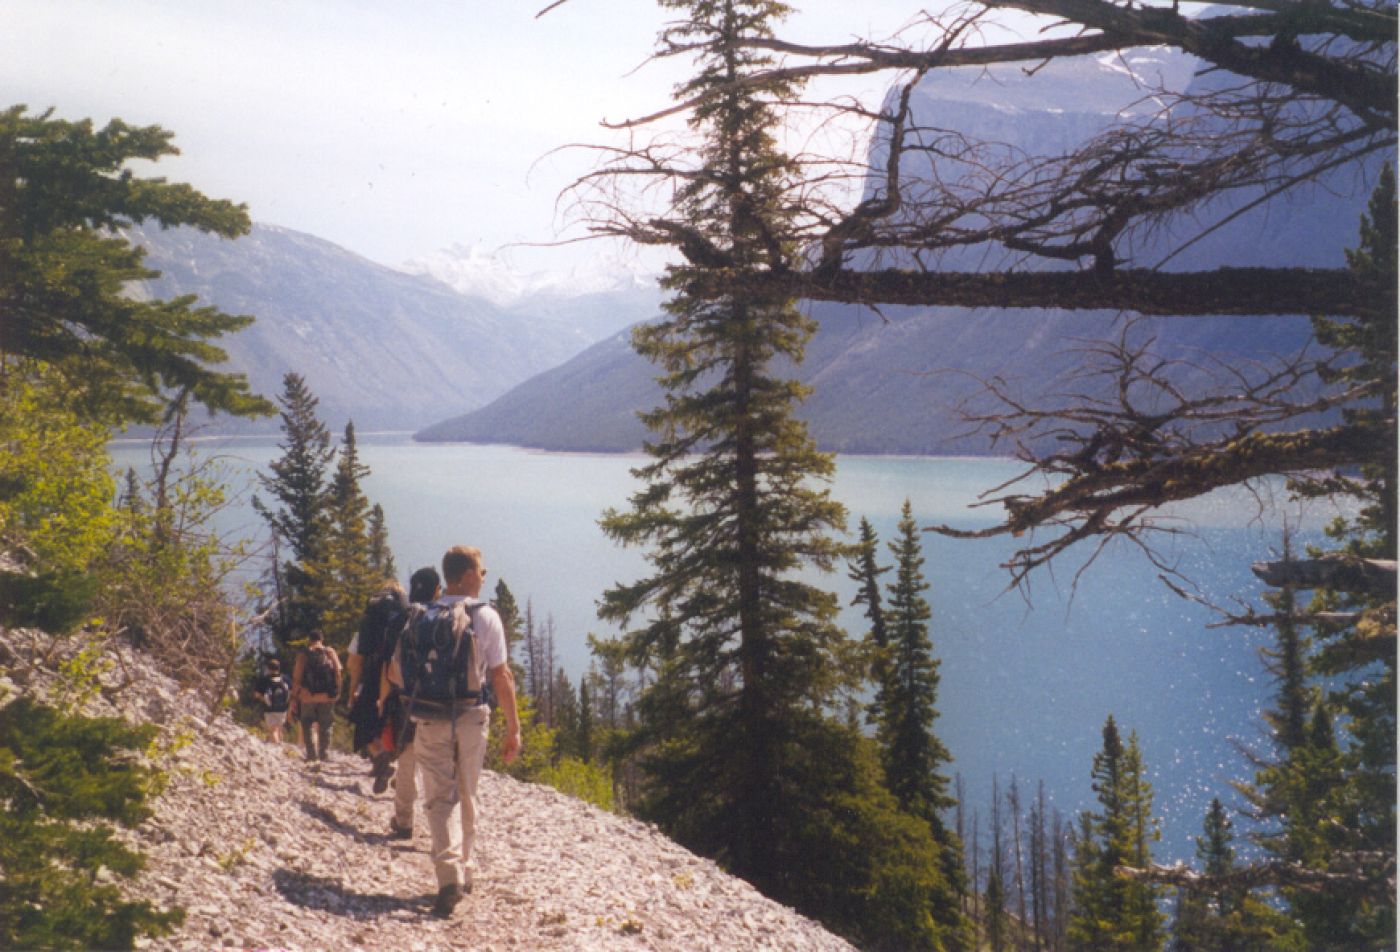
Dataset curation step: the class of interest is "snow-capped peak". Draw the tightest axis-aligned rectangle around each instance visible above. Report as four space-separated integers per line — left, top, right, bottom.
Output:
404 244 661 307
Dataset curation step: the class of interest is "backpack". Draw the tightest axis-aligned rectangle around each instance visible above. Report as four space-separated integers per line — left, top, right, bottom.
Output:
303 645 339 696
264 675 290 713
399 600 487 717
358 589 408 662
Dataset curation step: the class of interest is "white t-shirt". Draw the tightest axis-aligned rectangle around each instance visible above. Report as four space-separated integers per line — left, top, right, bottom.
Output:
390 595 506 696
438 595 507 683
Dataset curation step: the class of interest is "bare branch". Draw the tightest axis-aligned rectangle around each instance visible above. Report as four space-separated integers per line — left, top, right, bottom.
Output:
1118 853 1397 902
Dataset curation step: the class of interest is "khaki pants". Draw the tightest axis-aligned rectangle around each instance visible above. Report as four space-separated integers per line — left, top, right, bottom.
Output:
392 739 417 829
414 705 490 888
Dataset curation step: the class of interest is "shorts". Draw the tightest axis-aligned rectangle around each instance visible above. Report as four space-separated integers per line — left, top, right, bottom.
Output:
264 710 288 729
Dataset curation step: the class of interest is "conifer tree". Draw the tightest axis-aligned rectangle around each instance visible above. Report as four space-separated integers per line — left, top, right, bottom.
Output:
881 500 955 820
598 2 964 946
494 579 527 686
578 678 594 763
366 503 395 582
1292 164 1396 947
319 421 382 652
1231 173 1396 946
847 516 891 729
986 865 1007 952
1171 799 1290 952
879 499 968 938
551 667 580 743
254 372 333 648
0 107 271 425
1067 716 1163 951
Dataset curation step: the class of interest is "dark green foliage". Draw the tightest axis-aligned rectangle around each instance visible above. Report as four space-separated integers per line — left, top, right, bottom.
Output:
320 421 386 651
1067 716 1163 951
577 679 594 763
597 2 975 944
0 570 99 633
254 372 333 647
367 503 395 582
985 865 1007 952
494 579 528 687
881 500 955 827
846 516 890 731
0 106 271 424
0 695 183 949
1171 799 1294 952
1239 168 1397 948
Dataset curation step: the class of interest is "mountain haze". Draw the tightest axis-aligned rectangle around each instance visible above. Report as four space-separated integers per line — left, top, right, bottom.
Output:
130 224 653 433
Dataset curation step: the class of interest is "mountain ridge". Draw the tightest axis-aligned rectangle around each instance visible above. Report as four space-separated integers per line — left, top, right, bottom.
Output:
130 223 653 434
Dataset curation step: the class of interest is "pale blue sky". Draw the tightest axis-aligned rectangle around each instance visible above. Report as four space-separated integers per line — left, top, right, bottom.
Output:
3 0 960 273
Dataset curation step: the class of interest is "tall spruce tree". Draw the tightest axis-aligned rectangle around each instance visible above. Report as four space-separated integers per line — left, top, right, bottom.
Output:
598 2 963 946
881 501 955 815
847 516 891 730
1067 716 1163 951
318 421 382 652
366 503 395 582
254 372 333 648
880 499 968 937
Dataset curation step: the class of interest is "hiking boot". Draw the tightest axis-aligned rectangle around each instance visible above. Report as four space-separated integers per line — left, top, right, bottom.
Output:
388 821 413 840
371 753 394 794
431 883 462 918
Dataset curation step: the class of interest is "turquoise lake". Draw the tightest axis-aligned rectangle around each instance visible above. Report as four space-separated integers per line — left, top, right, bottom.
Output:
109 433 1347 864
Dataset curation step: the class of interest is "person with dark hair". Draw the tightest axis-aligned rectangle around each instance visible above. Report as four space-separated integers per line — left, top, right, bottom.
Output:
385 565 442 838
251 657 291 743
291 629 341 765
390 546 520 918
347 580 409 790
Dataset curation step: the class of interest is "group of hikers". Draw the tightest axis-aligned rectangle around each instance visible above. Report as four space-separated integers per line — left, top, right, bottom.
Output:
250 544 522 918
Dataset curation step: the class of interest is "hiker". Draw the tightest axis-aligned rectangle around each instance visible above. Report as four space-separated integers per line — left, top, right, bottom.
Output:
385 565 442 839
389 545 520 918
251 657 291 743
292 629 342 764
347 580 409 791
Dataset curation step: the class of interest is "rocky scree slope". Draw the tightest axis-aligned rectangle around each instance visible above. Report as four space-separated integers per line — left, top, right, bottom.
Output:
0 631 853 952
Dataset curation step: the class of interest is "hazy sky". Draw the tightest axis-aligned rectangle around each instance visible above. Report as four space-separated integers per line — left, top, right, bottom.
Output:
4 0 952 274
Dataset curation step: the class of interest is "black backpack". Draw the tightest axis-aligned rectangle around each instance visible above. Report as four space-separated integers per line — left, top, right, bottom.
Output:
359 589 408 662
303 645 339 696
264 675 290 713
399 600 488 716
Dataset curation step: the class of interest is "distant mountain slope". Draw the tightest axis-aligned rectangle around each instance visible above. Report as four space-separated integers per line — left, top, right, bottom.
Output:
416 306 1316 454
130 224 650 432
418 47 1366 455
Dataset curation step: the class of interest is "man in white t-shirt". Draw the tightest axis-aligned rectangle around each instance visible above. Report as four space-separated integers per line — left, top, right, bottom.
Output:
389 545 521 918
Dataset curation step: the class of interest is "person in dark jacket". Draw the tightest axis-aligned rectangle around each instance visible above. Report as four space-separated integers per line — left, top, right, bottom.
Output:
348 580 409 788
386 566 441 834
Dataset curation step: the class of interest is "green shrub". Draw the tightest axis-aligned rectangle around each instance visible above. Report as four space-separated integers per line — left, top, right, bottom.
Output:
0 695 183 950
536 756 615 812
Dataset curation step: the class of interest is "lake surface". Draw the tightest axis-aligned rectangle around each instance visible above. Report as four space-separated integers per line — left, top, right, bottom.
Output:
110 432 1345 863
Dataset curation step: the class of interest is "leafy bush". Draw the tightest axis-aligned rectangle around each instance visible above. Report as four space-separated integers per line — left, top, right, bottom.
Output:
536 756 615 812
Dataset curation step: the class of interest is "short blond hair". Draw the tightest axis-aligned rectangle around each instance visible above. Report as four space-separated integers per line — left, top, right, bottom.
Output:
442 545 483 584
